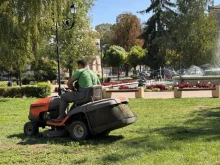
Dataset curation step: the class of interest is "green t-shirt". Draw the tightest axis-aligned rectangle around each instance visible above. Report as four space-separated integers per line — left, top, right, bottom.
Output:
72 68 100 88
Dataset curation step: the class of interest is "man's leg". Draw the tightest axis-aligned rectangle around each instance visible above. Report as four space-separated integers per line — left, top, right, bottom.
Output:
58 92 76 119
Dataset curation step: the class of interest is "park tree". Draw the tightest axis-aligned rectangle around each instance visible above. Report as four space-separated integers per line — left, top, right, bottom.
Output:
31 59 58 82
170 0 218 68
95 23 114 46
164 49 181 69
48 0 97 77
127 46 146 74
59 28 98 77
0 1 32 85
140 0 176 70
105 45 127 80
0 0 96 83
113 13 143 51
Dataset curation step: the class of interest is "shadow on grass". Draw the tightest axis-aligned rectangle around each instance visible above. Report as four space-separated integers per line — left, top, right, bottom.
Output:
150 107 220 141
0 98 9 102
7 133 124 146
100 134 178 164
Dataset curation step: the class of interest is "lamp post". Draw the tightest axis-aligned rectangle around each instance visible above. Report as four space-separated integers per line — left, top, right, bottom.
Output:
56 4 76 96
179 53 182 83
101 44 106 83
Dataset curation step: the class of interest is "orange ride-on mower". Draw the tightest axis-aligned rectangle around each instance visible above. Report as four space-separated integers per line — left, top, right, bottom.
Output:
23 85 137 140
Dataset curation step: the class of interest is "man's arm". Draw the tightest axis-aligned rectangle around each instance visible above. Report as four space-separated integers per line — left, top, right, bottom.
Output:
67 77 76 91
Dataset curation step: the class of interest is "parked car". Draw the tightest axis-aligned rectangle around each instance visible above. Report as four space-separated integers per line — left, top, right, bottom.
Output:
140 70 150 76
138 71 150 79
150 68 177 79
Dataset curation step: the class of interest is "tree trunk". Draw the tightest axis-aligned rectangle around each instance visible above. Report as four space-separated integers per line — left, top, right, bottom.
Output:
125 64 129 77
118 66 120 80
37 72 39 83
133 66 137 75
69 67 73 78
19 70 22 86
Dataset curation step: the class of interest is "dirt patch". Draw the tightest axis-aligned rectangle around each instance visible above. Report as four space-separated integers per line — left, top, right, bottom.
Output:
27 144 48 151
0 145 16 150
0 143 47 152
197 106 209 110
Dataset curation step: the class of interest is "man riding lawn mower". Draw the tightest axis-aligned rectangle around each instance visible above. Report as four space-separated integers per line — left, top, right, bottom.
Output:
24 59 137 140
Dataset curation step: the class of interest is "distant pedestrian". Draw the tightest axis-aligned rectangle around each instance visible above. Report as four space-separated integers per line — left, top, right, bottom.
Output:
118 71 121 77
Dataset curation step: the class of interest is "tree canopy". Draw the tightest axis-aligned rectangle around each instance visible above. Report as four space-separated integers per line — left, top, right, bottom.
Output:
112 13 143 52
0 0 96 82
127 46 146 70
140 0 176 69
105 45 127 79
105 45 127 67
95 23 114 46
141 0 218 69
171 0 218 67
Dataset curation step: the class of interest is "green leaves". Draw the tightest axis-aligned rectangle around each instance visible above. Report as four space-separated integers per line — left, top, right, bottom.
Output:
172 0 218 67
0 0 95 81
105 45 127 67
141 0 217 69
141 0 176 68
127 46 146 68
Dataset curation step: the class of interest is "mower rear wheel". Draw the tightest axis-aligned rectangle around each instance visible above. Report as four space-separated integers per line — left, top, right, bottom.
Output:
24 122 39 136
68 121 89 140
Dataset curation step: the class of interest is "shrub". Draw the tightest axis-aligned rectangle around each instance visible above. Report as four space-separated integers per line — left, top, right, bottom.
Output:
196 81 215 88
152 88 161 92
145 89 152 92
146 84 166 91
0 81 17 87
173 82 215 89
173 82 193 89
36 82 52 97
119 85 137 90
21 71 36 85
0 83 51 98
0 82 8 88
0 88 7 97
104 77 111 82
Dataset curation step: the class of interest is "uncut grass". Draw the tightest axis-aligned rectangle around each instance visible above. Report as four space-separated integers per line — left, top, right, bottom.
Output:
1 98 220 164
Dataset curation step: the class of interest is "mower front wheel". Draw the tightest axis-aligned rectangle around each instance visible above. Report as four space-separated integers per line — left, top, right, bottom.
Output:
24 122 39 136
68 121 89 140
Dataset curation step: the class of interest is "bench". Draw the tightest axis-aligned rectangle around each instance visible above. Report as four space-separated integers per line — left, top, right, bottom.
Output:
174 86 220 98
103 87 144 99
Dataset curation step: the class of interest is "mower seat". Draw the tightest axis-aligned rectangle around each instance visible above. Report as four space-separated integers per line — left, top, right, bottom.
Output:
74 85 102 105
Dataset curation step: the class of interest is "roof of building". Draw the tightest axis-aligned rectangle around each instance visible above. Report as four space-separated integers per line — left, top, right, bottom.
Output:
214 5 220 9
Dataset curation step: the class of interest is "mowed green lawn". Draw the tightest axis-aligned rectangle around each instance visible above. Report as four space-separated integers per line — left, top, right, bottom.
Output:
1 98 220 165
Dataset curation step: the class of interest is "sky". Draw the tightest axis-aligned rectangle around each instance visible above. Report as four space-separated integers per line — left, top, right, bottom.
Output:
90 0 220 28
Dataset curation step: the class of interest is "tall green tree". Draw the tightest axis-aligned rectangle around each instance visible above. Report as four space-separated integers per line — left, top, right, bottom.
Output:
33 0 96 77
170 0 218 68
59 28 98 77
0 0 96 82
140 0 176 69
0 1 31 85
127 46 146 74
95 23 114 46
105 45 127 80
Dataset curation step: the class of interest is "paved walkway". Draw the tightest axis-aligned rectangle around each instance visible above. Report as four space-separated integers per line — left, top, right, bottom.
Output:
111 91 213 99
51 85 214 99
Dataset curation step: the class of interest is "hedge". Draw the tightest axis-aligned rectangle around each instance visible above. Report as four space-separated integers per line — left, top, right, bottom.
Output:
0 81 18 87
0 83 51 98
